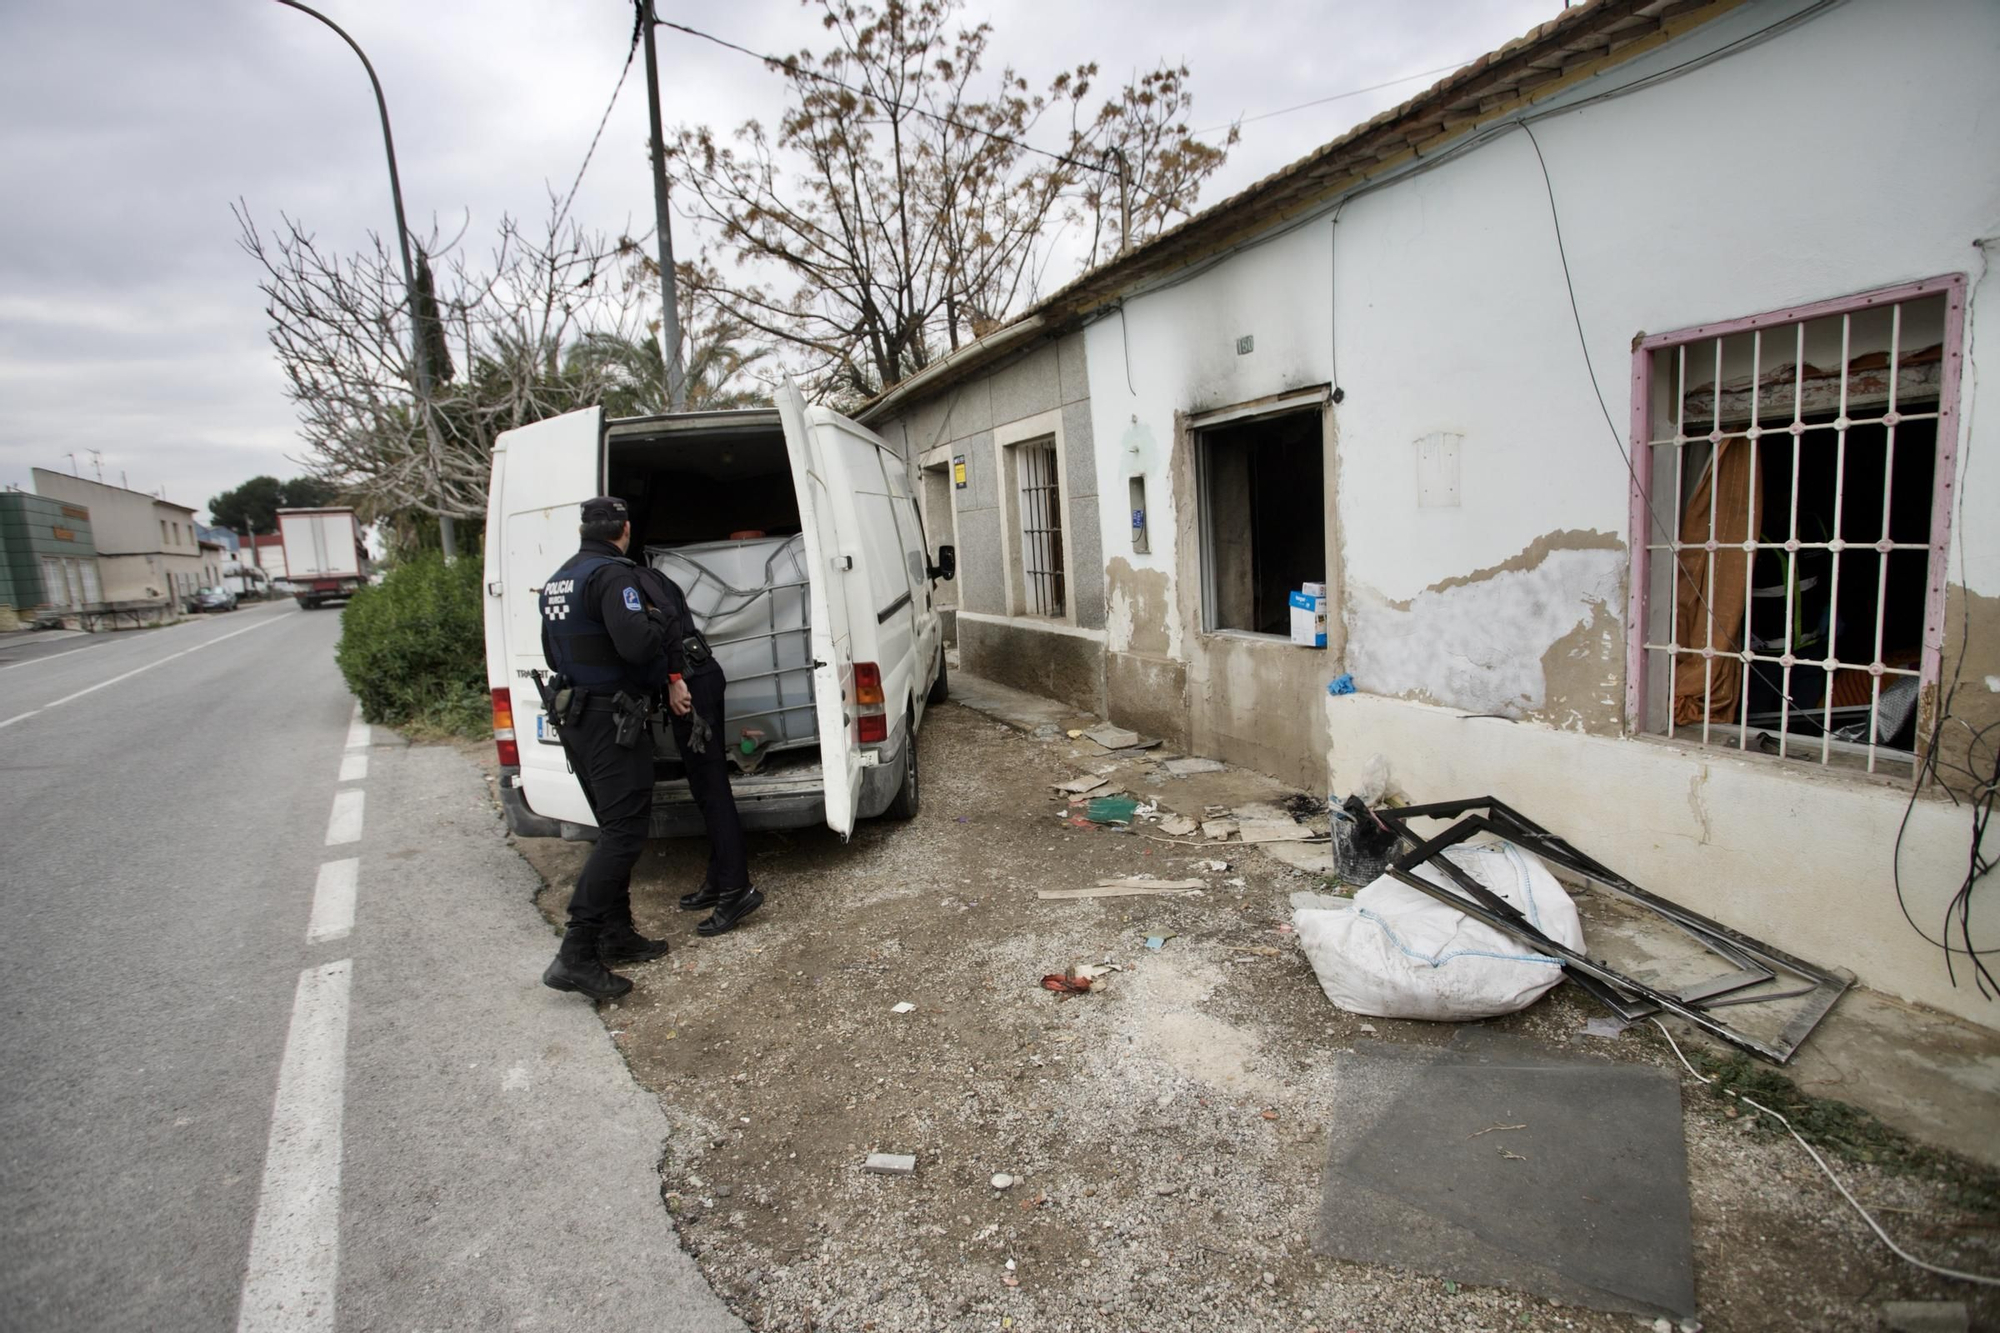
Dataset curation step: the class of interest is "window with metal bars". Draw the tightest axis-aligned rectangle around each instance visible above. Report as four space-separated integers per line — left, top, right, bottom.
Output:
1630 276 1964 775
1013 441 1066 617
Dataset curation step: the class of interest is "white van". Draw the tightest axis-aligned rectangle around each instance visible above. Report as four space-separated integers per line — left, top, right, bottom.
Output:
482 382 955 842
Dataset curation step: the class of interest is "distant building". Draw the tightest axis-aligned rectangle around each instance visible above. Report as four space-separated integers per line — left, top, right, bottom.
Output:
0 491 103 623
195 523 241 556
244 531 288 580
31 470 203 612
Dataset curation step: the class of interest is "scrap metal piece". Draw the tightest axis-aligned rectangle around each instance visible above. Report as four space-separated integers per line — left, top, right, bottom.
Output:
1376 798 1851 1064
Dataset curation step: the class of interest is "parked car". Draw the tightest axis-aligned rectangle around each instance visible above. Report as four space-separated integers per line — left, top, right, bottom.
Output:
482 381 955 843
189 586 238 613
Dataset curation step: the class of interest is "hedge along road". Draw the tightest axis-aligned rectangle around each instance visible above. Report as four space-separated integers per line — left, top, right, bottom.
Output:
0 598 739 1332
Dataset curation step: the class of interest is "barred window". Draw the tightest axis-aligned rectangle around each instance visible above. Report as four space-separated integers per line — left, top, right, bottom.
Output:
1013 441 1065 618
1631 276 1964 774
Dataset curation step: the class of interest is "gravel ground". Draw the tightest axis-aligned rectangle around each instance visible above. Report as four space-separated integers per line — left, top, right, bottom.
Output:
501 704 1999 1333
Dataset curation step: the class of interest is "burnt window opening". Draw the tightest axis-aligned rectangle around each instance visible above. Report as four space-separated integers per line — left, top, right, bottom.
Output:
1197 407 1326 636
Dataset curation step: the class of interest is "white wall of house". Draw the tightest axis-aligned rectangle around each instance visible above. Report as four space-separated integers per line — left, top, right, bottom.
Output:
1080 0 2000 1025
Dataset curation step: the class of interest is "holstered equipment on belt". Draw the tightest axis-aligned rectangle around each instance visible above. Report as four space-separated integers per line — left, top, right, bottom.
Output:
610 690 645 749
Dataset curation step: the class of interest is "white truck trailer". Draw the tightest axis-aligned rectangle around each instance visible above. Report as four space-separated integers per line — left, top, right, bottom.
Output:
277 507 368 609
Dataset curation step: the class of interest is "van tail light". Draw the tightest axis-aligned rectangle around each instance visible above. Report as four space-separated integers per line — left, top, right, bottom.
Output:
492 687 520 767
853 662 887 744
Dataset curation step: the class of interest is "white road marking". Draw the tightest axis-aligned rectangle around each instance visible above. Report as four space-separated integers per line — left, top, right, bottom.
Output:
0 641 102 673
343 705 370 752
0 612 292 730
324 790 364 846
306 860 359 944
236 960 352 1333
337 752 368 783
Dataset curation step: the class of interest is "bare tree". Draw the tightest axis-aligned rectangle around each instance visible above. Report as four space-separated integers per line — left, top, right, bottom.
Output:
238 200 761 524
669 0 1233 403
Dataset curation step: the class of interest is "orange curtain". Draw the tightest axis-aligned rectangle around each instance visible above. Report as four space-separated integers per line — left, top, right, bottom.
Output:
1672 437 1757 727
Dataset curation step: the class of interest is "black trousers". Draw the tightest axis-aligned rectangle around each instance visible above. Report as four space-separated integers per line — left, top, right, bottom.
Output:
669 669 750 891
565 707 655 930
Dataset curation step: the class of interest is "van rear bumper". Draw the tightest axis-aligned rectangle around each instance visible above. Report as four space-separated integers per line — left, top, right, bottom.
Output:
501 732 907 841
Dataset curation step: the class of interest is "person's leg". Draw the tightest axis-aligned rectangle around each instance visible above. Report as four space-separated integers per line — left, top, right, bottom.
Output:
670 698 722 911
691 674 759 935
545 715 653 997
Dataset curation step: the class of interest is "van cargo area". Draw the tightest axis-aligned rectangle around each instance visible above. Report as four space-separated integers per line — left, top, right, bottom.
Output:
489 389 945 843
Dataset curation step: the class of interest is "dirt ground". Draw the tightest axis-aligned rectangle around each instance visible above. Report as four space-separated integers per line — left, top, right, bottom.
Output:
494 703 1999 1333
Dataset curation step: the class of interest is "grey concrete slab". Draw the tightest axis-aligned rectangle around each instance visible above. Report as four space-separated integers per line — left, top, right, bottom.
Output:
1061 399 1097 499
1316 1032 1695 1319
1069 493 1105 628
1057 331 1090 405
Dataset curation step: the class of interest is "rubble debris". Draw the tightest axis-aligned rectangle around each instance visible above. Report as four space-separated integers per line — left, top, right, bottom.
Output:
1038 880 1205 900
1084 795 1140 825
1083 723 1141 750
1880 1300 1969 1333
1332 794 1399 885
1163 757 1227 776
1583 1017 1629 1039
1040 973 1094 995
1144 935 1173 951
891 1001 916 1014
1236 818 1324 844
1201 819 1239 841
1158 814 1199 837
1327 673 1356 696
1053 775 1109 795
1198 859 1230 873
991 1173 1015 1190
863 1152 917 1175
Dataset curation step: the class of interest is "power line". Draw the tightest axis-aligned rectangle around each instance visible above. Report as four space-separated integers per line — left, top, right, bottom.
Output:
554 4 645 229
1191 58 1475 137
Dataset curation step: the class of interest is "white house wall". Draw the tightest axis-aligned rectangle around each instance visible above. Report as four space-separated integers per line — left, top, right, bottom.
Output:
1080 0 2000 1024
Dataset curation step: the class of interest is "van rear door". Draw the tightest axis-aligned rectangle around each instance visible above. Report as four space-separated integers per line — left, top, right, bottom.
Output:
775 381 868 839
495 405 604 829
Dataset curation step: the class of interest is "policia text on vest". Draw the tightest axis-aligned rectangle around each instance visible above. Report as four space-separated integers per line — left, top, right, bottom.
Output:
535 496 759 1002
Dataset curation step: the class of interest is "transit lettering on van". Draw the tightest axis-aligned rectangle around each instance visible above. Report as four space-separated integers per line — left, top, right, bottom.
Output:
482 381 956 844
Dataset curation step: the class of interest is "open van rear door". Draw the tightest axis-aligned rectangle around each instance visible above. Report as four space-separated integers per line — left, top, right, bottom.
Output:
497 405 604 829
775 380 866 839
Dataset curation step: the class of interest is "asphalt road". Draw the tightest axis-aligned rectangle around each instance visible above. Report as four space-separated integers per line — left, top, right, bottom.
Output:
0 601 739 1332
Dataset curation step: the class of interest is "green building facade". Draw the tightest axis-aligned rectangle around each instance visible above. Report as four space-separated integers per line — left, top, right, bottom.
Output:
0 491 101 612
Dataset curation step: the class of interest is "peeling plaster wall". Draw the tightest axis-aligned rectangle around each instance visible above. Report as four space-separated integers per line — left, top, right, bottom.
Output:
1073 0 2000 1026
1347 536 1625 730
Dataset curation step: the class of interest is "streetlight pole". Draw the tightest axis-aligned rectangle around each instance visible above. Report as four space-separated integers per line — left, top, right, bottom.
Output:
639 1 687 411
274 0 458 559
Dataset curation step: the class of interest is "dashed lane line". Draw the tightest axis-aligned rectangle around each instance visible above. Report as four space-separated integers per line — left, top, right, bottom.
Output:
0 612 294 730
235 959 352 1333
306 860 359 945
338 751 368 782
324 790 364 847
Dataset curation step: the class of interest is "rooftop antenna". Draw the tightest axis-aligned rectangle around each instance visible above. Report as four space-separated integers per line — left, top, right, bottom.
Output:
64 452 79 476
121 470 129 489
88 449 104 482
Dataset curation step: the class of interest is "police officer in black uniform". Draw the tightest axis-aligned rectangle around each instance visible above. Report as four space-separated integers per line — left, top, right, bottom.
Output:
537 497 677 1000
630 562 760 936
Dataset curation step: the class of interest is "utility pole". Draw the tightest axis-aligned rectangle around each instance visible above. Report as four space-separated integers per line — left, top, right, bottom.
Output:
639 1 687 410
1111 147 1132 255
274 0 456 559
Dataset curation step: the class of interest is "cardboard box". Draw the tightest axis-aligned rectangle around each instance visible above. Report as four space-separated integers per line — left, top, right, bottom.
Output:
1299 581 1327 599
1289 590 1326 648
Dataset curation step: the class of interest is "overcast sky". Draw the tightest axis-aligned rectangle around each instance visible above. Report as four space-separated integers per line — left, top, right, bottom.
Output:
0 0 1554 523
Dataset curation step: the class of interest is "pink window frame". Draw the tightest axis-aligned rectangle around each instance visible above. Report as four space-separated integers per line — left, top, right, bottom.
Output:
1623 272 1968 754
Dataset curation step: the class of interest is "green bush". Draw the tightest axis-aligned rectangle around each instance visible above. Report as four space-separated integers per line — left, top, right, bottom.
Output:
335 553 489 738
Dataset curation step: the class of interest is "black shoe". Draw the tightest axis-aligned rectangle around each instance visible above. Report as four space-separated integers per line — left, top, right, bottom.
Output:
696 887 764 937
600 920 670 965
542 926 633 1000
677 881 721 912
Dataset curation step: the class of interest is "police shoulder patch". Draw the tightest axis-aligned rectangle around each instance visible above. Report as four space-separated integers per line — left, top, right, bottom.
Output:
622 586 643 612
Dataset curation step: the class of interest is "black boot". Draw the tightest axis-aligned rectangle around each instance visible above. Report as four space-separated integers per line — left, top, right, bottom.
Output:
696 886 764 937
600 918 670 965
677 881 721 912
542 926 633 1000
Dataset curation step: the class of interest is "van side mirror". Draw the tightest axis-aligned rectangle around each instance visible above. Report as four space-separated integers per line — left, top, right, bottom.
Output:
929 545 957 582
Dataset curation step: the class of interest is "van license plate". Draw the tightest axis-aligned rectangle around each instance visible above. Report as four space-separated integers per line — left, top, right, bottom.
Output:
535 714 564 745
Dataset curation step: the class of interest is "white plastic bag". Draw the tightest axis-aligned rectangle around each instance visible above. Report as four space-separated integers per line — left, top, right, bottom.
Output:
1294 840 1583 1021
